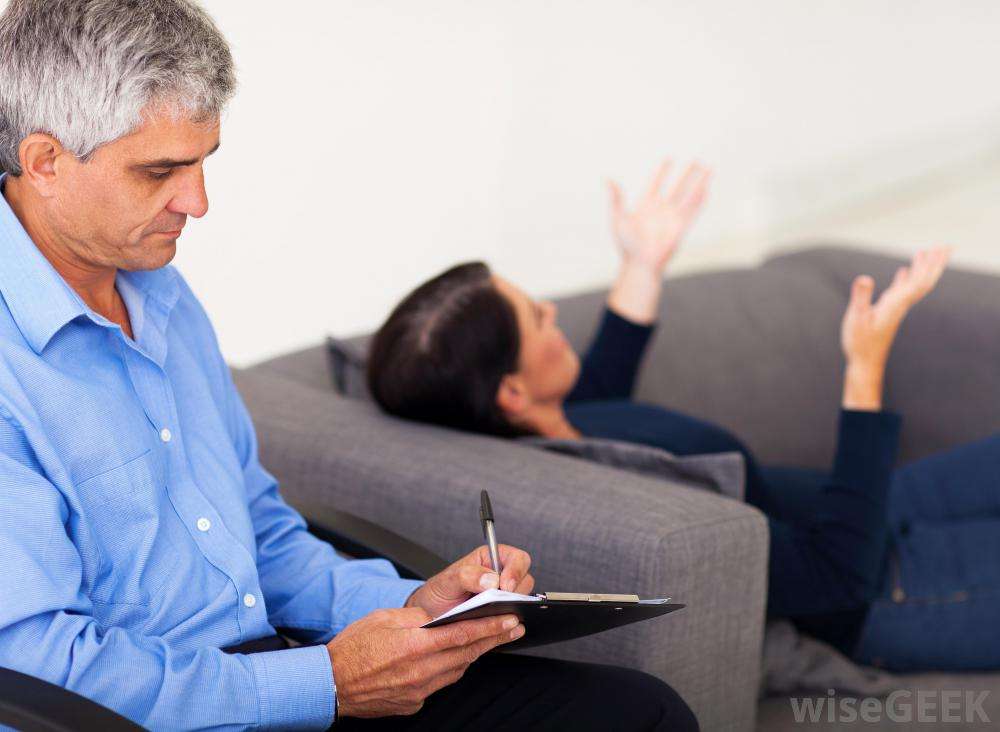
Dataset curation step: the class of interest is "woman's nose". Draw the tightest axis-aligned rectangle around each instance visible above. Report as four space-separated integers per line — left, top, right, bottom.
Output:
544 301 558 322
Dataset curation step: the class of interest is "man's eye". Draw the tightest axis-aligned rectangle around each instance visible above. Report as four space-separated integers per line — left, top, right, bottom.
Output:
148 170 172 180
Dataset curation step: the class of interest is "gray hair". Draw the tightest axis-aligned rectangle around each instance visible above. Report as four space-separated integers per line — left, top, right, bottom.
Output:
0 0 236 176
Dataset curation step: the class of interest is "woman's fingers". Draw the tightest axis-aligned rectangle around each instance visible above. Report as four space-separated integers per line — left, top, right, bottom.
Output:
677 167 711 217
607 179 624 210
665 161 705 205
923 246 951 286
643 159 673 200
849 275 875 313
904 245 951 300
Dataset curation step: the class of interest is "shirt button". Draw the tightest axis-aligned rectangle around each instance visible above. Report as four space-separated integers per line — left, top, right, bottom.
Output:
196 517 211 532
243 593 256 608
160 428 172 443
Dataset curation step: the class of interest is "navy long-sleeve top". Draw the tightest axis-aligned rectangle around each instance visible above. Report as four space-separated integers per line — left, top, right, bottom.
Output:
563 308 901 655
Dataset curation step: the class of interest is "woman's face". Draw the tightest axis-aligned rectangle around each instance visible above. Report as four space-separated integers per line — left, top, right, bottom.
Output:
493 276 581 406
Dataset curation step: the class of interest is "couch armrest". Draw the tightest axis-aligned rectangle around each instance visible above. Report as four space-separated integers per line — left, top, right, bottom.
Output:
0 667 144 732
236 368 769 732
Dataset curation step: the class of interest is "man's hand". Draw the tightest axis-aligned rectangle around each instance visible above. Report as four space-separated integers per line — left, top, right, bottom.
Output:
326 607 524 718
404 544 534 619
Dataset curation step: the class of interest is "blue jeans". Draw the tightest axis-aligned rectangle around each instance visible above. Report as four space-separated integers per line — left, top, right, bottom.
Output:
765 433 1000 672
853 432 1000 672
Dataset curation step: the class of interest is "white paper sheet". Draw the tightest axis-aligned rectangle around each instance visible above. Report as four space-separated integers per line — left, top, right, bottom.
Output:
424 589 543 625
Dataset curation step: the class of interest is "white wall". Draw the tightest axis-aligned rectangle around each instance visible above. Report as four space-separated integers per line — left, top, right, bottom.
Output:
15 0 1000 364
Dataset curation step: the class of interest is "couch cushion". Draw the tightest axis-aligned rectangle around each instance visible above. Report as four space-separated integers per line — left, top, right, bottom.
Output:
326 335 371 399
521 436 746 501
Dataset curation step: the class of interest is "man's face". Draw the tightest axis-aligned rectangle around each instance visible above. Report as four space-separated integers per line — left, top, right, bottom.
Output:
49 108 220 272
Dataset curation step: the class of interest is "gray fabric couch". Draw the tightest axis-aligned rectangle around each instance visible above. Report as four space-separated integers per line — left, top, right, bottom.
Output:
234 246 1000 731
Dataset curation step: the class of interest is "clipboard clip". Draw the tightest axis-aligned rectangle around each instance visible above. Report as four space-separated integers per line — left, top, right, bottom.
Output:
538 592 641 603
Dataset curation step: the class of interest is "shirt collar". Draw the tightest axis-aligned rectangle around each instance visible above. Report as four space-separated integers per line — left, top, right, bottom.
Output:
0 173 180 354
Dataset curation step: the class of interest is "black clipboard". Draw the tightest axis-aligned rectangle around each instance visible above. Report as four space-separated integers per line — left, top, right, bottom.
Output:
423 592 685 650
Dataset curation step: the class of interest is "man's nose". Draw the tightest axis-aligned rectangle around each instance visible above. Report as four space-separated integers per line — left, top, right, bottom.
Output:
167 168 209 219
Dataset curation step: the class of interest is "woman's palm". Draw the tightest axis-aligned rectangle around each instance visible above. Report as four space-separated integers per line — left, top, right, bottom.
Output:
609 160 711 272
840 247 951 365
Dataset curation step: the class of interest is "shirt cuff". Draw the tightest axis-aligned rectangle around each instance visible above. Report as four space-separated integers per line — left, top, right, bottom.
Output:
248 643 336 730
336 576 425 628
603 306 657 337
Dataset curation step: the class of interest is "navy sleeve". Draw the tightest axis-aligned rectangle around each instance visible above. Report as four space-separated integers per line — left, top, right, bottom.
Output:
767 410 902 624
566 308 656 403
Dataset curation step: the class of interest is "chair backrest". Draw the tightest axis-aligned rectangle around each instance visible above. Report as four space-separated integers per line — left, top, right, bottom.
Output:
0 667 144 732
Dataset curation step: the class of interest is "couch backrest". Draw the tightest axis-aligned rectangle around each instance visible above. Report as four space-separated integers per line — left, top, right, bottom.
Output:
254 246 1000 469
553 246 1000 468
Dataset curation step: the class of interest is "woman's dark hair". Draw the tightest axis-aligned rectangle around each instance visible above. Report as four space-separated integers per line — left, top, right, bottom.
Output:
367 262 526 437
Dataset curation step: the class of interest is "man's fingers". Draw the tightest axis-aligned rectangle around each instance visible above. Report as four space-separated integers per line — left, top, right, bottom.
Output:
418 624 524 699
457 563 499 594
513 573 535 595
405 620 527 703
471 543 532 593
418 663 471 700
435 622 526 669
421 614 521 653
467 622 525 656
496 545 531 592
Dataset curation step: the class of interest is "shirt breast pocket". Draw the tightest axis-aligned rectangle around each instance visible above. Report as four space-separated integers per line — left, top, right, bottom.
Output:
76 447 178 609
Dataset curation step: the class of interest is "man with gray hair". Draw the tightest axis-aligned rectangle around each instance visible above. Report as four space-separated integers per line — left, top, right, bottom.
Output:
0 1 697 729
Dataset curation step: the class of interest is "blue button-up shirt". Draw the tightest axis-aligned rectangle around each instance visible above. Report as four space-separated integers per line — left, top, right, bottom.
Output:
0 174 423 730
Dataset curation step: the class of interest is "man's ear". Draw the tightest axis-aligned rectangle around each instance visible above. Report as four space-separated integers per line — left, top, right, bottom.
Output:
17 133 68 198
496 373 530 418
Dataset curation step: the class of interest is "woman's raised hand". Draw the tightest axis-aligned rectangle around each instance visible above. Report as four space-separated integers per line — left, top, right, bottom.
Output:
608 159 711 274
605 159 711 324
839 246 951 410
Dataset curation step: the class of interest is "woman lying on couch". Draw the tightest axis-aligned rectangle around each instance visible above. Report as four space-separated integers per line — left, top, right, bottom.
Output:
366 160 997 673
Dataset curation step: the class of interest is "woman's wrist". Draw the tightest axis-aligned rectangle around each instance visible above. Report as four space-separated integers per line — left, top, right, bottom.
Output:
607 259 663 325
841 360 886 411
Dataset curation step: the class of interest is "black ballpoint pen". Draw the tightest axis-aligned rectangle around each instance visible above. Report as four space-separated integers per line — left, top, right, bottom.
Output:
479 490 502 575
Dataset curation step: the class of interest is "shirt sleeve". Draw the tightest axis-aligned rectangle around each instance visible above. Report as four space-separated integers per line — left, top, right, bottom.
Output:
217 359 423 642
566 307 657 403
766 409 903 619
0 425 335 731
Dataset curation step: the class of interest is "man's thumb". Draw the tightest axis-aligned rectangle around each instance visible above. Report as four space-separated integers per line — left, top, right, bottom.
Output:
461 564 500 593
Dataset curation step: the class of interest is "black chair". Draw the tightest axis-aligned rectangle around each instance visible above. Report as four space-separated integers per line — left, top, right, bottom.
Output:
0 505 447 732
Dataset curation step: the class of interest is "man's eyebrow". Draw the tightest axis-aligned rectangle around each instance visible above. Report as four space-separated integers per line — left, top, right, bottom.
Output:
135 140 221 169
